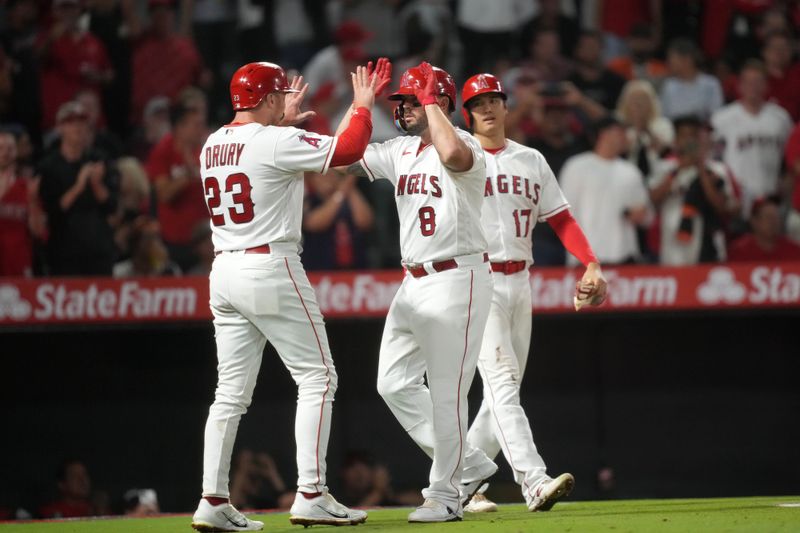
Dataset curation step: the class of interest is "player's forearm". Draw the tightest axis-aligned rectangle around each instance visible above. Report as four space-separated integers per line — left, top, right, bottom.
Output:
334 104 355 137
547 209 599 266
425 104 472 172
330 107 372 167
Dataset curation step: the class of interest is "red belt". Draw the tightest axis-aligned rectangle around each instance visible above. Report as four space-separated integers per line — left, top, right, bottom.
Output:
490 260 527 275
406 253 488 278
215 244 271 257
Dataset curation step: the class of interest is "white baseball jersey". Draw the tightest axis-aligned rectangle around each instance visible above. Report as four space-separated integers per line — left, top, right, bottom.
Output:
482 141 569 263
200 123 337 251
711 101 792 199
360 128 487 264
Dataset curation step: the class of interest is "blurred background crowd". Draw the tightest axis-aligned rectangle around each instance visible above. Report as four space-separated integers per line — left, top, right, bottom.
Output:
3 0 800 279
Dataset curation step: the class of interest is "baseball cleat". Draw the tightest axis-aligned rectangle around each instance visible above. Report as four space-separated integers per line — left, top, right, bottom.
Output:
191 499 264 531
459 461 498 506
528 473 575 512
464 489 498 513
407 498 463 523
288 490 367 527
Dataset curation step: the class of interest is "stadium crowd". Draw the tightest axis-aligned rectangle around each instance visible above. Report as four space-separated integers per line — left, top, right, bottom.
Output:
2 0 800 280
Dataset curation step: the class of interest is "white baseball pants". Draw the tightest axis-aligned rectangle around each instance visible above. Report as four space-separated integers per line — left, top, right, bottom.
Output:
377 260 493 509
202 248 337 497
466 269 548 505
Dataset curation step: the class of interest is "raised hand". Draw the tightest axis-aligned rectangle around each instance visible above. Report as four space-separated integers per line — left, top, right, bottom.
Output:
282 75 317 126
352 64 378 110
414 61 438 106
367 57 393 96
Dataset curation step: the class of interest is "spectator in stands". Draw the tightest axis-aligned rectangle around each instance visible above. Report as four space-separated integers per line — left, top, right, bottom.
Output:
338 450 395 508
187 221 214 276
145 100 208 272
302 172 374 271
762 31 800 121
302 20 371 115
519 28 573 83
0 131 34 276
595 0 662 57
520 0 580 59
110 157 151 259
560 116 650 265
785 121 800 244
728 196 800 262
128 96 171 161
36 0 113 130
660 38 723 120
122 488 159 517
711 60 793 212
74 89 123 159
1 0 42 142
607 23 668 89
229 449 290 511
37 101 117 276
649 116 739 265
568 30 627 112
130 0 206 126
456 0 536 78
528 94 591 266
616 80 674 182
190 0 237 123
112 216 181 277
39 460 94 518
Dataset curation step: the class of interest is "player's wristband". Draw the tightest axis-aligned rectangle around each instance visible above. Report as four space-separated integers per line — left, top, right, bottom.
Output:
420 95 437 106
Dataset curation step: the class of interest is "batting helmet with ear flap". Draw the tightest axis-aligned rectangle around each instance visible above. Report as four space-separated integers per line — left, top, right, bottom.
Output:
230 62 299 111
389 65 456 111
461 73 507 127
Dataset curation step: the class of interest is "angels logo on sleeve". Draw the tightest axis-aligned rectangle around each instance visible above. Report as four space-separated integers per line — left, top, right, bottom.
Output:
298 133 321 148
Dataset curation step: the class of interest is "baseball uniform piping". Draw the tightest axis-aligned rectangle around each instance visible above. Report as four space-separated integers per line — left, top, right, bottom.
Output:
448 270 474 495
284 257 331 491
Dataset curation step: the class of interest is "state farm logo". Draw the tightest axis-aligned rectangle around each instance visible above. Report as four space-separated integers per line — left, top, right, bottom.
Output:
697 267 746 304
531 270 677 309
0 285 32 320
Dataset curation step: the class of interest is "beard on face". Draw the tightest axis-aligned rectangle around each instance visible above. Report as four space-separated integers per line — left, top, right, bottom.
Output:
405 113 428 136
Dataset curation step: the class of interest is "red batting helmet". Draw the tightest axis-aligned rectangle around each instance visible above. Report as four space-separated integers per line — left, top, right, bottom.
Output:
230 62 299 111
389 65 457 113
461 73 507 127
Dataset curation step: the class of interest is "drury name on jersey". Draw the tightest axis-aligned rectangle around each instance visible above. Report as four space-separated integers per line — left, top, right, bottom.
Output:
204 142 245 170
484 174 541 204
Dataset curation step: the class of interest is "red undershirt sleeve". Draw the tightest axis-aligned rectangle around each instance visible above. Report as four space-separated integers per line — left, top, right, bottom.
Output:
330 107 373 167
547 209 599 267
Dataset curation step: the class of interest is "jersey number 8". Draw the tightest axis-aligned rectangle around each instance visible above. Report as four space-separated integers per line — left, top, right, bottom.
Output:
204 173 255 226
418 206 436 237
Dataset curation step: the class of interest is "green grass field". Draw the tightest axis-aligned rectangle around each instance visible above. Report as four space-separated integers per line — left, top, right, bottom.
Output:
2 497 799 533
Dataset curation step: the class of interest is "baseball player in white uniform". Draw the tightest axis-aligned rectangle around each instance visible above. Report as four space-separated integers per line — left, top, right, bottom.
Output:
191 59 391 532
458 73 608 513
339 62 498 522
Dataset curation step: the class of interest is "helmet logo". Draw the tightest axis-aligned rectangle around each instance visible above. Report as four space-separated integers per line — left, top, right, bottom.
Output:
476 75 491 89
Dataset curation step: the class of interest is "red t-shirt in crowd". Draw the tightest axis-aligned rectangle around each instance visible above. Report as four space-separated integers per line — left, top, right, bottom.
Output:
145 133 208 245
38 499 93 519
785 122 800 210
37 30 111 129
767 63 800 121
728 234 800 262
0 178 32 276
600 0 651 38
131 32 202 123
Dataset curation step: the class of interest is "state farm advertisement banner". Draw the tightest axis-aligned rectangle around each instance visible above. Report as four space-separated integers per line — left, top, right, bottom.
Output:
0 262 798 326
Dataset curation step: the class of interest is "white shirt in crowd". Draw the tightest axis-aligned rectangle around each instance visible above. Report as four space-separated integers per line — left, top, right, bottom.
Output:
660 73 724 120
649 158 735 265
482 141 569 263
711 101 792 204
559 152 649 264
360 129 487 265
